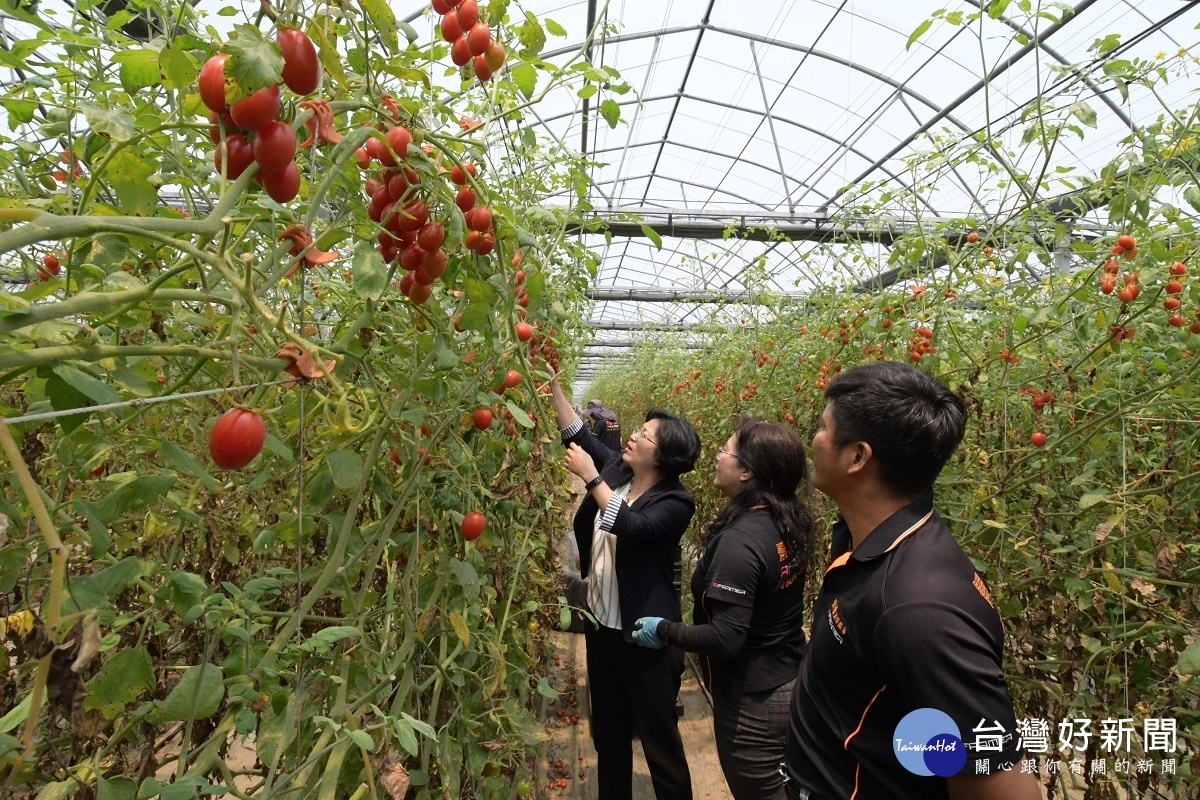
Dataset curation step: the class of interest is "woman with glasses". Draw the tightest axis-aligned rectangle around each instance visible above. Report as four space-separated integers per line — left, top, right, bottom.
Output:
549 376 702 800
632 419 816 800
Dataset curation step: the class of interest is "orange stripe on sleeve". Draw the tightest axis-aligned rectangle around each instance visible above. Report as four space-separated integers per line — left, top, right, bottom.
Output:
843 684 887 749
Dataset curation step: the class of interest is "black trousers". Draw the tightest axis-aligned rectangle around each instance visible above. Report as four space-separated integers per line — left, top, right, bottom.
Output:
712 678 795 800
585 624 693 800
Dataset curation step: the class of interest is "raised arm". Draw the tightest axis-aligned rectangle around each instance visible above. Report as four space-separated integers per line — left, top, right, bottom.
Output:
549 377 579 430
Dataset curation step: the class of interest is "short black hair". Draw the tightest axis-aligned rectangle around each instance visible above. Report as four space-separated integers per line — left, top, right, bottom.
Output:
824 361 965 496
645 408 701 477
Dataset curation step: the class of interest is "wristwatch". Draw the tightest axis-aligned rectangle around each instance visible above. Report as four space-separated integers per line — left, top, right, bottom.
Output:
584 475 604 491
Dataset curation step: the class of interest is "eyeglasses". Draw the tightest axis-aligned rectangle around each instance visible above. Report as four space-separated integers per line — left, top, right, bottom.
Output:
717 446 737 460
630 427 657 446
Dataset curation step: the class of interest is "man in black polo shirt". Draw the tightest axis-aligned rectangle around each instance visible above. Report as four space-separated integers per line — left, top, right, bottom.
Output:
783 362 1039 800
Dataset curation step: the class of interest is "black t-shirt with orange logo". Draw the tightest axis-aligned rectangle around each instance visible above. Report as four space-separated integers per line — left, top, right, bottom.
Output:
783 493 1025 799
686 510 808 694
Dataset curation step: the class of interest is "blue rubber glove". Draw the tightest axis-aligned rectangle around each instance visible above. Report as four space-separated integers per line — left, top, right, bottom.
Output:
633 617 666 649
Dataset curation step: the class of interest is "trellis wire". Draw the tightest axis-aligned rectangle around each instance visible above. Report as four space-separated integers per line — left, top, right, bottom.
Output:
0 380 295 426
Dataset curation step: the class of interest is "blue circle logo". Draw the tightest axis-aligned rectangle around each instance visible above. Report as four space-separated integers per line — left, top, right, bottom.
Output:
893 708 966 777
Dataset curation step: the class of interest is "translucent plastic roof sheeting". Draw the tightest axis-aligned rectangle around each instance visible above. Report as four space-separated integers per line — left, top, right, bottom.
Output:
460 0 1200 361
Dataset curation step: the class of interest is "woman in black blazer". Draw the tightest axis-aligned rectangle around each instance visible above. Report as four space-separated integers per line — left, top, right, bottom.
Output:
549 376 702 800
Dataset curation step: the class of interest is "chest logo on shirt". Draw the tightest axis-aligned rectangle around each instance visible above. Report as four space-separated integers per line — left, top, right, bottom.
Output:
827 598 848 644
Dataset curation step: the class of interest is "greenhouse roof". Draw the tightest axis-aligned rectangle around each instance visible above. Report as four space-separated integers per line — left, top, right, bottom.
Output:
418 0 1195 377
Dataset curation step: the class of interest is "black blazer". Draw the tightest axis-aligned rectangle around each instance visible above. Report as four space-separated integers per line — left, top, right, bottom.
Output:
565 422 695 642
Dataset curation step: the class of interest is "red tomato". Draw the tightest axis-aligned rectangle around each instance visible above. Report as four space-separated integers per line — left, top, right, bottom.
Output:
515 322 532 341
355 147 371 169
441 9 463 42
465 231 484 252
431 0 453 12
473 55 493 82
450 162 477 185
400 243 426 271
413 266 435 286
42 253 61 276
421 248 447 279
366 135 385 162
397 200 429 232
461 510 486 541
209 408 267 470
1118 287 1134 304
252 120 297 174
451 35 472 67
455 187 477 212
966 231 979 244
1169 261 1187 276
386 126 413 162
1165 297 1181 311
1169 314 1187 328
198 54 230 114
398 272 416 295
214 133 255 179
257 161 301 203
417 223 445 250
230 84 282 131
1166 280 1184 295
467 206 492 232
1030 431 1046 448
484 40 506 71
467 23 490 56
457 0 479 29
1116 234 1136 250
473 409 493 430
407 282 432 304
278 28 320 95
502 369 522 389
477 233 496 256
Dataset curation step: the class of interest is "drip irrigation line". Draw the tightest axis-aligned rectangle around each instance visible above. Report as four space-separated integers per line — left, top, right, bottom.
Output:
0 380 294 425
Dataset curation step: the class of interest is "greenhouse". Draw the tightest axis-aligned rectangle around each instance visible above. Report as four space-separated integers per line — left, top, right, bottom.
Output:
0 0 1198 798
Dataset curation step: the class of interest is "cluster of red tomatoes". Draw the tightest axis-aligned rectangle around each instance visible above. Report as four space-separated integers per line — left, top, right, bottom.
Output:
37 252 62 282
356 125 459 305
432 0 507 81
523 322 562 374
908 325 936 363
198 28 321 203
1161 260 1199 333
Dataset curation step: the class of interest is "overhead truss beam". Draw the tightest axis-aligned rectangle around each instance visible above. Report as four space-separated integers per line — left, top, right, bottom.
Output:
587 287 808 304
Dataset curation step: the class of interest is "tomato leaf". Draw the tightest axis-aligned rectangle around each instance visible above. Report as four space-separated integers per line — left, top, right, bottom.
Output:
96 776 136 800
224 24 284 100
458 303 491 331
84 646 155 719
639 224 663 250
393 717 419 757
353 244 388 300
1069 100 1097 129
73 500 110 559
1179 640 1200 674
148 663 224 723
348 729 375 751
987 0 1011 19
505 400 534 429
160 439 220 492
80 102 136 142
326 449 363 490
545 18 567 37
599 98 620 128
516 13 547 55
299 625 362 653
107 150 159 217
536 676 558 700
112 49 160 93
92 475 176 525
307 22 348 88
360 0 399 54
68 557 155 612
906 19 932 50
158 45 198 90
511 63 537 100
449 611 471 646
